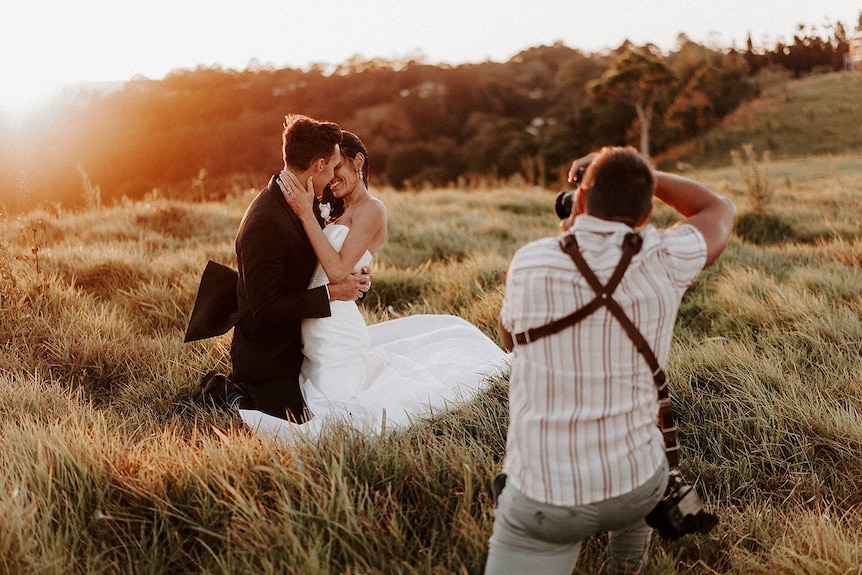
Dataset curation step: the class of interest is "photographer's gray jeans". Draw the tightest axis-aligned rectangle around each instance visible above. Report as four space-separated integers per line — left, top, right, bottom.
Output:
485 460 668 575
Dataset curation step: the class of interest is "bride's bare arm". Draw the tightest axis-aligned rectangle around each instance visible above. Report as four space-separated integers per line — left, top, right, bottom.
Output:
285 176 386 282
312 201 385 282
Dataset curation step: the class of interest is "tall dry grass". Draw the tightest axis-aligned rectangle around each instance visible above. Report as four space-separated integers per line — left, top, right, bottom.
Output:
0 155 860 573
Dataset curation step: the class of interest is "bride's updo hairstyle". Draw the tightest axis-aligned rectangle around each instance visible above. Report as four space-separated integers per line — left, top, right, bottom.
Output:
341 131 369 185
318 131 370 223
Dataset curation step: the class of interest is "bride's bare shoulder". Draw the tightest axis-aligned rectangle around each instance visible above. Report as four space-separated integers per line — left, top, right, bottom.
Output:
357 196 387 222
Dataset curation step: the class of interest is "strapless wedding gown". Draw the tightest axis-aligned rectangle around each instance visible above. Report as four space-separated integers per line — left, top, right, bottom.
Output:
240 224 509 443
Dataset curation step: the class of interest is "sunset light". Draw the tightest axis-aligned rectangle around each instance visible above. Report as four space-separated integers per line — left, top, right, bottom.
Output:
2 0 858 123
1 1 862 572
1 0 859 211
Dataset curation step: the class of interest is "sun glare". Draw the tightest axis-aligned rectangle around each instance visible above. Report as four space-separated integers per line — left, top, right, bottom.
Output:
0 80 61 129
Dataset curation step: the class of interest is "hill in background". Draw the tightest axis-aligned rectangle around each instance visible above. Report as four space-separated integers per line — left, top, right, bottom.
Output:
2 33 860 213
658 71 862 168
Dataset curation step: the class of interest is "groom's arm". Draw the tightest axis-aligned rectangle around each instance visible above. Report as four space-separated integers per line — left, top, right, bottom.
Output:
241 261 331 337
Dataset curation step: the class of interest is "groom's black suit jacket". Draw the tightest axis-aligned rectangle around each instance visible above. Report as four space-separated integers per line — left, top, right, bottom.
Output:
230 176 331 384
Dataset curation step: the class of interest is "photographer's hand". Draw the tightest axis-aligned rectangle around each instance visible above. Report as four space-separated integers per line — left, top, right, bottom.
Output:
560 153 596 232
567 152 597 184
559 192 580 232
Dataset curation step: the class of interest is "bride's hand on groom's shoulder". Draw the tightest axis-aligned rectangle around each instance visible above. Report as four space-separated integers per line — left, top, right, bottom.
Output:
328 267 371 302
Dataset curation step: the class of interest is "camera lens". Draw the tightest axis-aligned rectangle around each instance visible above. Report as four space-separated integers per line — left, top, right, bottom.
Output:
555 191 574 219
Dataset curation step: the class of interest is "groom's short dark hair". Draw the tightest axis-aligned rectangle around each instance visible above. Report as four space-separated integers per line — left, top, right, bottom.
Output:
283 114 343 171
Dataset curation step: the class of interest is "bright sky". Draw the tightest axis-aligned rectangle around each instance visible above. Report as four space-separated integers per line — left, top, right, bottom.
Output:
1 0 859 123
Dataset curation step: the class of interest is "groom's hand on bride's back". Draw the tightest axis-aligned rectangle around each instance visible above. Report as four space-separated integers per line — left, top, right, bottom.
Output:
328 267 371 302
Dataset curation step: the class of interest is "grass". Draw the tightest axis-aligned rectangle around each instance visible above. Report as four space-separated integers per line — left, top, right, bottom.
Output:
0 155 861 573
658 71 862 170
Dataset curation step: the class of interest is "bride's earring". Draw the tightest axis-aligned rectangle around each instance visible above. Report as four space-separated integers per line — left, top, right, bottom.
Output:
358 169 364 181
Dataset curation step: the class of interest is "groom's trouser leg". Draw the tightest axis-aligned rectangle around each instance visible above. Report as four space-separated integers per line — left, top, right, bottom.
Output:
244 376 308 422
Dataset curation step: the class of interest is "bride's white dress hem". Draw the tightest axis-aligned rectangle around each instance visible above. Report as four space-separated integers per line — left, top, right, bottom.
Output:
239 225 509 444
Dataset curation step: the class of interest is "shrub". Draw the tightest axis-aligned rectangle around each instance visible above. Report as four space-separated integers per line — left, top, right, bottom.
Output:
731 143 772 215
734 211 796 245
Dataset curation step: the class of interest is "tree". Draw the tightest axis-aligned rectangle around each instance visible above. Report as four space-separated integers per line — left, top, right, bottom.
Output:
665 51 757 140
587 50 675 159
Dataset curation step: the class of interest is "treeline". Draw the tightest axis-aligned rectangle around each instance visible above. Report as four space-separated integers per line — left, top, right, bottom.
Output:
0 19 856 212
744 20 857 77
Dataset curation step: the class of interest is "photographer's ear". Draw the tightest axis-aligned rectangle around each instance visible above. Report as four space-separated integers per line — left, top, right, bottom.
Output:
636 205 654 227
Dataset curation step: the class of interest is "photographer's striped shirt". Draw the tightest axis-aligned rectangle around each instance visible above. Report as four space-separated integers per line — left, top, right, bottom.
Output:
500 215 707 507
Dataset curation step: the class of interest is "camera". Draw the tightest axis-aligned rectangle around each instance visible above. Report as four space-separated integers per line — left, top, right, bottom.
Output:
554 165 586 219
645 469 719 540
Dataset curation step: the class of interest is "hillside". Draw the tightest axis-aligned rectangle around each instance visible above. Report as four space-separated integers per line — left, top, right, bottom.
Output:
0 41 763 211
2 41 856 212
658 71 862 168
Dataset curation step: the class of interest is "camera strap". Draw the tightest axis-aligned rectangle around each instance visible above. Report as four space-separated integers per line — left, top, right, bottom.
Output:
511 231 680 468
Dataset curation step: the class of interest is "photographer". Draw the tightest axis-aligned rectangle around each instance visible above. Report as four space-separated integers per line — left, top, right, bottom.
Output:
485 147 735 574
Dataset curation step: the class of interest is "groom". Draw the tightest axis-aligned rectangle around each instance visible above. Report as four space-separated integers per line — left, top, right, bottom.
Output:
231 114 370 421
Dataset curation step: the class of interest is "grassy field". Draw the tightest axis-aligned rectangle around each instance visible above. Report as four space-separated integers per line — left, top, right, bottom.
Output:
657 71 862 170
0 149 861 573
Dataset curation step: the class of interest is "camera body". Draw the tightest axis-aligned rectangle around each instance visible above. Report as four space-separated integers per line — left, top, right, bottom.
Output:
645 469 718 540
554 165 586 219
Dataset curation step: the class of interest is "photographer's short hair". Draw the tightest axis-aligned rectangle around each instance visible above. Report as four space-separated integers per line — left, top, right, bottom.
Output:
283 114 343 171
584 147 654 226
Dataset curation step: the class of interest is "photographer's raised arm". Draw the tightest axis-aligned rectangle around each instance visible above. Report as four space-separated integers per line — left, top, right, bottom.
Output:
653 172 736 267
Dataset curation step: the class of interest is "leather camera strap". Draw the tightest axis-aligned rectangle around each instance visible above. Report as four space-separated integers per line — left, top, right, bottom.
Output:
511 231 680 467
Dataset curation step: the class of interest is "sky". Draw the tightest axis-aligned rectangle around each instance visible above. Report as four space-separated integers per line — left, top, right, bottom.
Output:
1 0 860 123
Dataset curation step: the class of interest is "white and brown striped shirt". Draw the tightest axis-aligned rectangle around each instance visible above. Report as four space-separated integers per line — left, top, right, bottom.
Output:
500 215 707 507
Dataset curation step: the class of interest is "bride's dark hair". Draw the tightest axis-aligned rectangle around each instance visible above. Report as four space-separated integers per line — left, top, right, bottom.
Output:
318 131 369 223
341 131 369 184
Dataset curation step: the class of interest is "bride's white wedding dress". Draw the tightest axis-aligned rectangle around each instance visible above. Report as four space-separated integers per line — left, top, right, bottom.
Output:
240 224 509 443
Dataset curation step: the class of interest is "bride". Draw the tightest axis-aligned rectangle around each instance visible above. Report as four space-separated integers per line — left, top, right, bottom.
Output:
240 131 508 442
